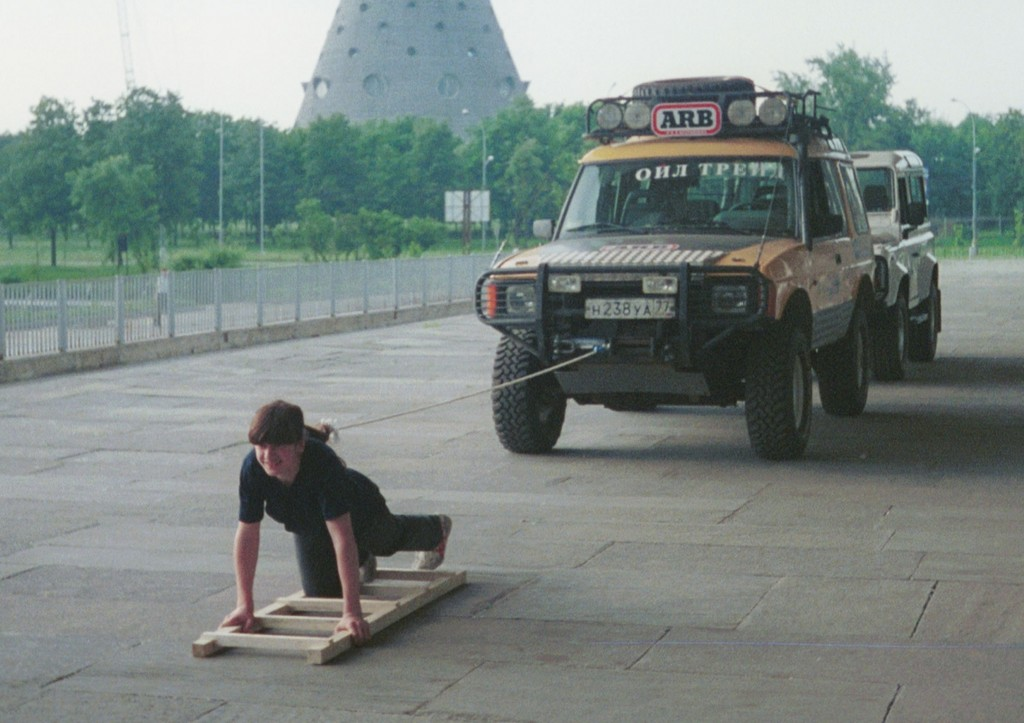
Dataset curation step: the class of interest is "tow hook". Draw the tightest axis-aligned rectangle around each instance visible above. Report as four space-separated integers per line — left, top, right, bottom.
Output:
554 337 611 356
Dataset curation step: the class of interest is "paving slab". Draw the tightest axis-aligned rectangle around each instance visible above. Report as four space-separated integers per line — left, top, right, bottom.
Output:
422 662 896 722
2 259 1024 721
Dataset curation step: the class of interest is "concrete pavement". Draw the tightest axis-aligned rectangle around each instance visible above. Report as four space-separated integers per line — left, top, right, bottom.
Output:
1 259 1023 721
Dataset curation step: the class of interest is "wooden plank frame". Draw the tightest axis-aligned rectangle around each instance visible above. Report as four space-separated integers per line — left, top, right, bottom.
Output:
193 569 466 665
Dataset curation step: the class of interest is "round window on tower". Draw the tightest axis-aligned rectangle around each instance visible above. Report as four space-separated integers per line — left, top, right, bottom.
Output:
497 76 516 98
438 74 461 99
363 74 388 97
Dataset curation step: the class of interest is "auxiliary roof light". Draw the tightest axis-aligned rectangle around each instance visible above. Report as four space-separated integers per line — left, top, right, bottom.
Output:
596 102 624 131
759 95 789 126
727 99 756 127
623 101 651 130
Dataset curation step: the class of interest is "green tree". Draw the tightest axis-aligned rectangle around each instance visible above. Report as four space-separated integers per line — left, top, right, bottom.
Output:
505 138 554 239
0 133 19 248
905 119 962 216
356 208 404 259
983 110 1024 218
358 117 460 219
193 112 227 238
71 155 159 269
2 98 83 266
775 45 896 148
300 115 366 215
463 97 588 240
296 197 334 261
111 88 200 237
261 125 304 237
81 100 118 165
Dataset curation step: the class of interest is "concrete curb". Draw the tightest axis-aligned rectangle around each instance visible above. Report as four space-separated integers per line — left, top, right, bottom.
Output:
0 301 474 384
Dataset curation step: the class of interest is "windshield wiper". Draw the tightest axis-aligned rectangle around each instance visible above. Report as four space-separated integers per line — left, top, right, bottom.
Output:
562 222 630 234
698 220 762 236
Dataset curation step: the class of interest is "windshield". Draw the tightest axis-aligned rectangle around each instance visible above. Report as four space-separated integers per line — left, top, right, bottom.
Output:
559 157 797 238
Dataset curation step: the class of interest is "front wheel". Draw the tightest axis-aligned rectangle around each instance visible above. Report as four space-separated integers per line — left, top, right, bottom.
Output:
908 278 940 362
745 323 812 461
816 305 871 417
491 336 566 454
874 294 909 382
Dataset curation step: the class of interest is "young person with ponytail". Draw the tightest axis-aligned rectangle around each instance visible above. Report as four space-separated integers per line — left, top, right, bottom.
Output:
221 400 452 644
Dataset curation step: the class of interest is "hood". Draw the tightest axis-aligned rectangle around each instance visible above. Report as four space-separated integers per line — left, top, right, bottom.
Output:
495 233 798 271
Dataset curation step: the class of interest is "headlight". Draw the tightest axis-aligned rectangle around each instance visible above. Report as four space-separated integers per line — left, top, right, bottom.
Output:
505 284 537 317
709 284 751 314
481 280 537 319
549 274 582 293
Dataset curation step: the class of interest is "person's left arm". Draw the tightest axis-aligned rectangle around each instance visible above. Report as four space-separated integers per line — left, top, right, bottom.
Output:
325 513 370 644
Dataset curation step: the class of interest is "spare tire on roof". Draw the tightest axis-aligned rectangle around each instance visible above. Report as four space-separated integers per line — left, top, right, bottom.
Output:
632 77 756 99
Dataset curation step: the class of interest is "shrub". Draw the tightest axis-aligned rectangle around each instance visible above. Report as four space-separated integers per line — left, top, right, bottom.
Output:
170 247 244 271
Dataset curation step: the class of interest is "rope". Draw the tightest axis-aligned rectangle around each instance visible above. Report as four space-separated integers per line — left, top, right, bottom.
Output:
333 347 602 432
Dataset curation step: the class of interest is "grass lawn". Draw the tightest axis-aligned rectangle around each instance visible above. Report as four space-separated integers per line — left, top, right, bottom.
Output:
0 231 483 283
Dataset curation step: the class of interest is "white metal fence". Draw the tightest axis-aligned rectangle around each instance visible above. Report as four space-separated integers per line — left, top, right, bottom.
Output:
0 255 492 360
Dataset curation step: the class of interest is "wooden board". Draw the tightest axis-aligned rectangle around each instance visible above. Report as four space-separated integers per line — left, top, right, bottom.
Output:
192 569 466 665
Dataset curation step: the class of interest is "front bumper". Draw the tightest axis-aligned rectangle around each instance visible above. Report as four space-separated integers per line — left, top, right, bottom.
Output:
476 261 772 373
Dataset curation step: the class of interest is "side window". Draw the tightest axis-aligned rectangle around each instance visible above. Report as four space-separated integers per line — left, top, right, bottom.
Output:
806 160 847 238
840 164 871 235
909 175 927 215
856 168 894 212
900 173 928 226
898 177 910 211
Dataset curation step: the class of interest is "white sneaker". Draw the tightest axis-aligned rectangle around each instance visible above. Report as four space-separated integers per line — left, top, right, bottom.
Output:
414 515 452 571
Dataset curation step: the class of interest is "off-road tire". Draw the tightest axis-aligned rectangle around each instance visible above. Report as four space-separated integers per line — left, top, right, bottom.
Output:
745 323 812 461
491 335 566 454
874 294 909 381
816 305 871 417
908 279 940 362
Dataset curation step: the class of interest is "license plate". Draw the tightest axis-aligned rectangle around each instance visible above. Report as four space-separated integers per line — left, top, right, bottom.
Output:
585 297 676 320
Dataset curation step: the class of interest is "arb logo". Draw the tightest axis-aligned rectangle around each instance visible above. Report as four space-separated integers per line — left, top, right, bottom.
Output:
652 102 722 138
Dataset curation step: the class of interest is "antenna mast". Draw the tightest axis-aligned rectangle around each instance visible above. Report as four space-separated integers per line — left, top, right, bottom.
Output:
116 0 137 91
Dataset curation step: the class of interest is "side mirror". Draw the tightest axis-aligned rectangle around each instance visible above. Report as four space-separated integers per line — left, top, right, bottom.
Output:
903 201 926 228
532 219 554 241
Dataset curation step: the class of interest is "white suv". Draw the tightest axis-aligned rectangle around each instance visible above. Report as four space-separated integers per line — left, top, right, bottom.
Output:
853 150 940 380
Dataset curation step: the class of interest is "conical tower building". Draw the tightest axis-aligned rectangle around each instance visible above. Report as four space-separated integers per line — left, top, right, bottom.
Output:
295 0 528 134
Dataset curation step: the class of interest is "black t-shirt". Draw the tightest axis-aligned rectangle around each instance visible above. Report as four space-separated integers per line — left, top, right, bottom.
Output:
238 439 385 534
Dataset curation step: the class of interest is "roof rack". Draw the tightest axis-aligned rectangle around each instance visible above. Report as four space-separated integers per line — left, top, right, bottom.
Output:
585 76 831 144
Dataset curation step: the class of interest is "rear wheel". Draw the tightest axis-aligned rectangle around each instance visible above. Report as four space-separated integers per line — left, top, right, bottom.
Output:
745 323 812 461
874 294 909 381
491 335 566 454
816 305 871 417
909 278 940 362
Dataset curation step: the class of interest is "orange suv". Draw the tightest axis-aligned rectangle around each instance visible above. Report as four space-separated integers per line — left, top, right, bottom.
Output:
476 77 875 460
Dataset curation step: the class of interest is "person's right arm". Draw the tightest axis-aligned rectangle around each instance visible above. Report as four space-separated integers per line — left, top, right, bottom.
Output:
220 520 261 632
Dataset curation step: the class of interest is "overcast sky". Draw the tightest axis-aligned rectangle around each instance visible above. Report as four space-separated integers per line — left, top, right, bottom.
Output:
1 0 1020 135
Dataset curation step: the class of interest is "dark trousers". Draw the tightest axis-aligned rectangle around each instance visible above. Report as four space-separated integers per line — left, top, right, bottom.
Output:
293 511 443 597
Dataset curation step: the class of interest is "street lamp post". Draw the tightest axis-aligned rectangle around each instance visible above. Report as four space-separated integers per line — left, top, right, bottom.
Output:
482 145 493 249
952 98 978 259
463 108 493 249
